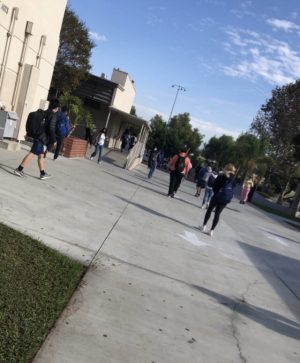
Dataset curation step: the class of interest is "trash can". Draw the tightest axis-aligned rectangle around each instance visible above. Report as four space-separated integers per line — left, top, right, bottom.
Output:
0 111 19 138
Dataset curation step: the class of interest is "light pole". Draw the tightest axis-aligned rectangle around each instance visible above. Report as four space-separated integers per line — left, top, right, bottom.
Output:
167 84 186 124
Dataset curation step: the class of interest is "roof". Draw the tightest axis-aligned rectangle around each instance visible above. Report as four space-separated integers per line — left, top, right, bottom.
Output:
109 106 151 130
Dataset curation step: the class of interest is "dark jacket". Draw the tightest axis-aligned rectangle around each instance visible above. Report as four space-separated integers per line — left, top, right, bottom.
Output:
39 109 57 145
212 174 235 194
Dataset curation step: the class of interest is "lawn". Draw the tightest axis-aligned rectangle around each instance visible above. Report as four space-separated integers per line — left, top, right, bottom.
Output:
0 222 86 363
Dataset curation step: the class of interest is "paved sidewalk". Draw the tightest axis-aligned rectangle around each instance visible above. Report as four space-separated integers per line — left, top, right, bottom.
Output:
1 147 300 363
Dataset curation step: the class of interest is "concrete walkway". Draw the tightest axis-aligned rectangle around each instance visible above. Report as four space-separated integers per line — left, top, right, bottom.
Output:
1 147 300 363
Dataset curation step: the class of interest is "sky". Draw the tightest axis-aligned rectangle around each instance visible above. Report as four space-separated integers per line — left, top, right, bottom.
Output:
68 0 300 141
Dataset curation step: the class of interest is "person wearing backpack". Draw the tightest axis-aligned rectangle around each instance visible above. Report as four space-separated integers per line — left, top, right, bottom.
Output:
167 146 192 198
198 163 236 236
14 99 60 179
53 106 70 160
201 168 217 209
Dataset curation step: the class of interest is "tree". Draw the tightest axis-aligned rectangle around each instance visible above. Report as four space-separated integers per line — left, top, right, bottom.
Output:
202 135 235 169
51 7 95 96
251 81 300 204
146 113 204 163
130 106 137 116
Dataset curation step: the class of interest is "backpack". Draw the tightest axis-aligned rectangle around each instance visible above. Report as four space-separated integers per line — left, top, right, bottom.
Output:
215 179 234 204
26 109 45 139
175 155 186 172
56 112 69 137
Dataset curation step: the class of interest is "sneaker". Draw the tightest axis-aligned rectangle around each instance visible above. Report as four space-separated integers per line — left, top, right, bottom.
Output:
208 230 214 237
14 169 24 177
90 156 94 160
97 161 102 165
40 172 51 180
201 205 205 209
199 225 206 232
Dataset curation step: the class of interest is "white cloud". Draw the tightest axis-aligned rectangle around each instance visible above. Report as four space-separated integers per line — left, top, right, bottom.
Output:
89 31 107 42
222 28 300 85
266 18 300 32
135 104 241 141
190 116 241 141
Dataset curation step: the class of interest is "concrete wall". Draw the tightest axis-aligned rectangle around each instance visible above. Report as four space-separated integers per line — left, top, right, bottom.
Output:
0 0 67 139
110 68 135 113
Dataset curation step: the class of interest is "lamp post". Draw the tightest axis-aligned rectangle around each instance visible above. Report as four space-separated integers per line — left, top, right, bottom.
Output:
167 84 186 124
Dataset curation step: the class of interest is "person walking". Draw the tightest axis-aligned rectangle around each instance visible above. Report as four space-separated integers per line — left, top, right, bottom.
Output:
240 176 254 204
90 128 107 164
195 165 208 197
201 169 217 209
148 147 160 179
53 106 71 160
167 146 192 198
198 163 236 236
14 99 60 180
247 177 257 202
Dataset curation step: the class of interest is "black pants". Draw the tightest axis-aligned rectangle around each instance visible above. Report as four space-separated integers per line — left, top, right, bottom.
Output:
54 136 64 159
203 195 226 230
168 170 184 195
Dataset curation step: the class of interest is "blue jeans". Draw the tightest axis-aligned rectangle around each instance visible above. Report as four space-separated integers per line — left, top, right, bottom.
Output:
148 161 157 178
91 144 104 162
202 187 213 206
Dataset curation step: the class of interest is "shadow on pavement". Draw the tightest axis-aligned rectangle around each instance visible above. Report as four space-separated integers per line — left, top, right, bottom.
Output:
115 195 195 230
237 241 300 321
193 285 300 340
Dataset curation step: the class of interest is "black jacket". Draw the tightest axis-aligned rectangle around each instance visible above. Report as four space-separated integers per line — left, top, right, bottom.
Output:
212 174 235 194
39 109 57 145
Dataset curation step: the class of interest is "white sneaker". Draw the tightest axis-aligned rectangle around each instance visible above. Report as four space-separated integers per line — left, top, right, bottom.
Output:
90 156 94 160
199 225 206 232
208 230 214 237
201 205 205 209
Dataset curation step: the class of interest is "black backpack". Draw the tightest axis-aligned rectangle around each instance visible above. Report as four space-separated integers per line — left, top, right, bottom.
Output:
175 155 186 172
26 109 46 139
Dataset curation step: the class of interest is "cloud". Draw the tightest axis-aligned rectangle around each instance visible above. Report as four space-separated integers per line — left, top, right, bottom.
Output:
190 116 241 141
89 31 108 42
222 28 300 85
266 18 300 32
135 104 241 141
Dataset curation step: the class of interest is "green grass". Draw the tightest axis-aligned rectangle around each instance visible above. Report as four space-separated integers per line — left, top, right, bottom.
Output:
0 222 86 363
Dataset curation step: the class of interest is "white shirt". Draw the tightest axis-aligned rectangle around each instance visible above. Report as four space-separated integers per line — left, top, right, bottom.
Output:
98 133 106 146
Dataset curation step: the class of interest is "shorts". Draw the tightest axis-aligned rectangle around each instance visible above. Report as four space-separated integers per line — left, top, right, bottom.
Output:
30 140 45 155
197 179 206 188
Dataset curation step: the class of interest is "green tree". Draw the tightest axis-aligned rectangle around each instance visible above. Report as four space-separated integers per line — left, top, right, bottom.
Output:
147 113 203 162
203 135 235 169
59 93 93 129
251 81 300 204
130 106 137 116
51 7 95 96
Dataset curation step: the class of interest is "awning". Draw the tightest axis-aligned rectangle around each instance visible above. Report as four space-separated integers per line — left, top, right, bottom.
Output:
109 106 151 130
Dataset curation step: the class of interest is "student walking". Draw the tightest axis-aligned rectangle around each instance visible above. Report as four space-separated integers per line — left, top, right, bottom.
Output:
14 99 60 180
167 146 192 198
195 165 208 197
201 170 217 209
53 106 71 160
90 128 107 164
148 147 160 179
240 176 254 204
198 164 236 236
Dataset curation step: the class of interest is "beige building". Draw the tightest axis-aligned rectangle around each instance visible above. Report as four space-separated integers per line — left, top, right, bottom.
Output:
0 0 67 140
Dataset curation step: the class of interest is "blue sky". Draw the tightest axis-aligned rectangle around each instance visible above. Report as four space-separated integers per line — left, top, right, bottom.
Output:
68 0 300 141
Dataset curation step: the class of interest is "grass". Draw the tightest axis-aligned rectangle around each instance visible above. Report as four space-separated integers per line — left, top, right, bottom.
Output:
0 222 86 363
